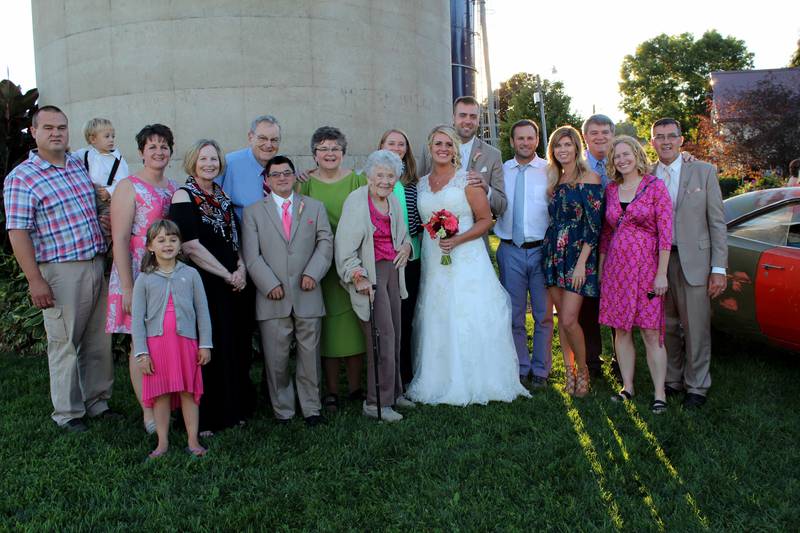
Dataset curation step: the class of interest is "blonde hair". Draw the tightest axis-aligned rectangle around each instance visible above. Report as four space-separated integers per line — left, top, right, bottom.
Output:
183 139 226 178
427 125 461 170
378 129 418 185
607 136 650 184
83 117 114 143
140 219 183 273
546 125 589 195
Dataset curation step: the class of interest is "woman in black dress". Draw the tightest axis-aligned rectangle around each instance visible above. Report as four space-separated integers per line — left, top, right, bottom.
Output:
170 139 255 435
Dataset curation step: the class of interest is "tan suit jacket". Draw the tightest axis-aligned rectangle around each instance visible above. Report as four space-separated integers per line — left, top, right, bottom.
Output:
657 160 727 286
419 136 507 217
242 194 333 320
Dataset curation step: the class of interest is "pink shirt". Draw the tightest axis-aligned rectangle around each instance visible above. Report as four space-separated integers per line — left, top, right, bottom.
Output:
369 195 396 262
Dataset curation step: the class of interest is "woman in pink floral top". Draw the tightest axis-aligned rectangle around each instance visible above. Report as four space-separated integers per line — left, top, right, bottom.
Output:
599 136 672 414
108 124 179 433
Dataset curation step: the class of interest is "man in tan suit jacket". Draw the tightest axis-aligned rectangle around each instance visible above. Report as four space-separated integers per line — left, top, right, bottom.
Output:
242 155 333 425
651 118 727 408
419 96 507 218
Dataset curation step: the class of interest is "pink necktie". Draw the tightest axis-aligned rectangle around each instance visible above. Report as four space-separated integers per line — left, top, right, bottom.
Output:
281 199 292 240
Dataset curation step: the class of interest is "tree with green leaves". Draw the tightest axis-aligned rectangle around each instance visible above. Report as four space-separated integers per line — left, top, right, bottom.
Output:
494 73 583 162
619 30 753 141
790 38 800 67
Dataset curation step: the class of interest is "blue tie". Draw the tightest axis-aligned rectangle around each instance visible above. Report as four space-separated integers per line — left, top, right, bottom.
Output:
595 159 606 186
512 164 527 246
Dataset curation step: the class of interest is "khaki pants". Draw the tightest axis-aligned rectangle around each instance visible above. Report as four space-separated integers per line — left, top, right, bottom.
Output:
39 256 113 425
259 316 322 419
664 252 712 395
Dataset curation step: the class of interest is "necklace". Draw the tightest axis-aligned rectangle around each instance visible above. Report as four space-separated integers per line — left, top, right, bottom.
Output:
619 177 642 191
429 172 453 191
157 266 175 275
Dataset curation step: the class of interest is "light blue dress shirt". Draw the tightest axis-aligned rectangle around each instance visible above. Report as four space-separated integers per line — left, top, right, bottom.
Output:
585 149 609 189
216 147 266 221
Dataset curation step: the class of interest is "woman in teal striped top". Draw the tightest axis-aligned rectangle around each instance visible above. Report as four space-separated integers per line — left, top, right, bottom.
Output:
379 129 422 387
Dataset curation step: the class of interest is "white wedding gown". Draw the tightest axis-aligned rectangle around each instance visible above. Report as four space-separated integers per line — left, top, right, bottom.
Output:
407 171 530 405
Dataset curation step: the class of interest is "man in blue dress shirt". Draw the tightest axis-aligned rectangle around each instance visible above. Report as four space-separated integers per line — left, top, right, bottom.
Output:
217 115 282 222
580 114 615 378
216 114 282 403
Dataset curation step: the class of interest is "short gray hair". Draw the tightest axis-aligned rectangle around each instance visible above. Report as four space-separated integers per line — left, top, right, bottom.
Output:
364 149 404 179
249 115 281 135
582 114 615 135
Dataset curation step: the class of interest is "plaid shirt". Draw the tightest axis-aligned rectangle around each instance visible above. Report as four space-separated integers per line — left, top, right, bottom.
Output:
4 151 106 263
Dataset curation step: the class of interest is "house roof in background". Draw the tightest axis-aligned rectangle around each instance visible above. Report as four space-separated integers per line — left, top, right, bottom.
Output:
711 67 800 121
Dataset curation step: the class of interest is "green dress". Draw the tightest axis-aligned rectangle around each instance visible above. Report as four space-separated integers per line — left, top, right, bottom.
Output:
299 171 368 358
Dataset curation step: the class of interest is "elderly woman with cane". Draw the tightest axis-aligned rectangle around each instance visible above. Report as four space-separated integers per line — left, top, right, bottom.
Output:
335 150 413 422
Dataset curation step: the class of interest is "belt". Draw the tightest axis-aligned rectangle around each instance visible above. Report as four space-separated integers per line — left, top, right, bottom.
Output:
501 239 543 249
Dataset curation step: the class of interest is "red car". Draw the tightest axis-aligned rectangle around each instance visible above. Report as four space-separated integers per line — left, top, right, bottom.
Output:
711 187 800 352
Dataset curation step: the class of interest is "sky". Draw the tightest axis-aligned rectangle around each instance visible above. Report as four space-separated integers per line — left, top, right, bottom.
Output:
2 0 798 124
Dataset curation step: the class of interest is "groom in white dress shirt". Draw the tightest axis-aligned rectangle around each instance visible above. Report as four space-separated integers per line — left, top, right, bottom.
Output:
494 119 554 387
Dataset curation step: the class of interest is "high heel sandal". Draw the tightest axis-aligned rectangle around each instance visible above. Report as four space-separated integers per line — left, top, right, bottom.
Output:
564 364 577 395
574 366 590 398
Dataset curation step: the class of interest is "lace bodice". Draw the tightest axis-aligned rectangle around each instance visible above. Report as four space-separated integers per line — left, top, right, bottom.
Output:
417 171 474 234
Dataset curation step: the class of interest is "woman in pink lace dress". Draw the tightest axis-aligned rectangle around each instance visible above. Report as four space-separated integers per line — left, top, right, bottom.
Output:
599 136 672 414
108 124 179 432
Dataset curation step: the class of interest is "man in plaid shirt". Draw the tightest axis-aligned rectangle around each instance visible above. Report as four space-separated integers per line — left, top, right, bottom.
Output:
4 105 117 433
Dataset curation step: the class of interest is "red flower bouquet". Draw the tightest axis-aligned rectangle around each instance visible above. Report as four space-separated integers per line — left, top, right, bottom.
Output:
423 209 459 265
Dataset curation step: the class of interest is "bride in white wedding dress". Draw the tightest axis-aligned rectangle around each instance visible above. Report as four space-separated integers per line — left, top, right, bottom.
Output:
406 126 530 406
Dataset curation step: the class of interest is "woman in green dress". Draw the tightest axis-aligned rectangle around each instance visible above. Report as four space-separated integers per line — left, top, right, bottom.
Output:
298 126 367 412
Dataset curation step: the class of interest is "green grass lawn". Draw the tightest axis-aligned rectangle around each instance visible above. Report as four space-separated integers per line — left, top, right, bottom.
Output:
1 238 798 531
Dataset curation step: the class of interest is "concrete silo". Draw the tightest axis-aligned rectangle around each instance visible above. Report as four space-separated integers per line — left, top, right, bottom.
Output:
31 0 453 173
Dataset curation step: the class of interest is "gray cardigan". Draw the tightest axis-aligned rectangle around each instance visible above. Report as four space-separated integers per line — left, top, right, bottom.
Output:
335 185 410 321
131 261 213 357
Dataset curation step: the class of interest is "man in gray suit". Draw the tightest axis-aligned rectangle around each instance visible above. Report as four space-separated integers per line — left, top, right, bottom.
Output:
651 118 727 408
242 155 333 426
420 96 507 218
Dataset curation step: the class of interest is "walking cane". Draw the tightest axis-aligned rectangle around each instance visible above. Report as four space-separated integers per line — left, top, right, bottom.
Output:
368 284 381 421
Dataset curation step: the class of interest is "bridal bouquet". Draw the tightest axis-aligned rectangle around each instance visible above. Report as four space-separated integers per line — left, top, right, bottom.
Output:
423 209 459 265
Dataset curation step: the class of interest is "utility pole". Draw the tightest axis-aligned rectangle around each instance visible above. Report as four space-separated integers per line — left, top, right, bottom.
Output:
535 75 548 152
478 0 497 145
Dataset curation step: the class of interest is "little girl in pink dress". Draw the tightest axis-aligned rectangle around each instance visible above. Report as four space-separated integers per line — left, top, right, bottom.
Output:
131 220 212 459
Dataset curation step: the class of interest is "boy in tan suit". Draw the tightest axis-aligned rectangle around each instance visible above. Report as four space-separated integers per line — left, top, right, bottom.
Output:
242 155 333 426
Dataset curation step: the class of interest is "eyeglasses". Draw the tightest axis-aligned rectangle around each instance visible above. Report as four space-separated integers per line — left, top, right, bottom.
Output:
267 170 294 178
255 136 280 145
653 133 680 141
315 146 343 153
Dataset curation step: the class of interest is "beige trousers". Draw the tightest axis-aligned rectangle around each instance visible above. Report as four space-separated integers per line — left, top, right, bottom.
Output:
259 315 322 419
39 256 113 425
664 252 713 395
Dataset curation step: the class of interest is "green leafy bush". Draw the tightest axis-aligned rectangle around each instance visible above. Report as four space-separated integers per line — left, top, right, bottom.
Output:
733 173 784 196
0 251 46 355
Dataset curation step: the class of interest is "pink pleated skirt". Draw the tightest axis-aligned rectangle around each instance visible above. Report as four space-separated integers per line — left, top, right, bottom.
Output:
142 295 204 409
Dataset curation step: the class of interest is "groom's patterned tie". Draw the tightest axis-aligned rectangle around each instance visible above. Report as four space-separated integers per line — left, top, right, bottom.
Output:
512 164 528 247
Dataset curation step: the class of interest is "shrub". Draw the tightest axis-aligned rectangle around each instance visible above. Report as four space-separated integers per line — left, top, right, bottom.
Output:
733 173 784 196
0 251 46 355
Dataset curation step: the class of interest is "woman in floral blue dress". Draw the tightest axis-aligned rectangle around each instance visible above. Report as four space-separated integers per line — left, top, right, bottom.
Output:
542 126 603 398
